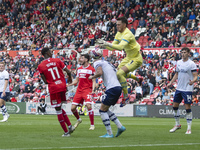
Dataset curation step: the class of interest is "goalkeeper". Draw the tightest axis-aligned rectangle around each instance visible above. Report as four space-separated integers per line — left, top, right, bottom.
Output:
96 16 143 107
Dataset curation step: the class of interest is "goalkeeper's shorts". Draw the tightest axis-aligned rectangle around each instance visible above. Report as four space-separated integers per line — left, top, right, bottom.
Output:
118 53 143 72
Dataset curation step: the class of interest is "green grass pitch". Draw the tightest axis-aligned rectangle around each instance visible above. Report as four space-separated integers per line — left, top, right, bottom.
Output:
0 114 200 150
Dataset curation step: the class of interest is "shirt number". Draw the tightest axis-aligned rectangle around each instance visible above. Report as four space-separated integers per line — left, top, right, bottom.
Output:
48 67 60 80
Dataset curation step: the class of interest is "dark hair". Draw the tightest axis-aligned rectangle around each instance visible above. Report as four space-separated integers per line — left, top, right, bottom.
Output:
181 47 190 53
41 47 50 56
117 16 128 25
81 54 90 61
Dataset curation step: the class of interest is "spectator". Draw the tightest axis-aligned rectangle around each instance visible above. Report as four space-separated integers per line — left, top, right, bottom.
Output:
135 83 142 101
155 38 162 48
147 51 153 59
138 17 146 28
192 37 200 47
130 26 135 35
179 33 186 44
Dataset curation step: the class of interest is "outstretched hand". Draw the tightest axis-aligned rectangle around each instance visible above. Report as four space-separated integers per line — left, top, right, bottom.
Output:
96 39 112 47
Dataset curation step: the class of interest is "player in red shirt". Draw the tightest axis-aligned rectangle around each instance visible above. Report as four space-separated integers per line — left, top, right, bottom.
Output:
68 54 96 130
37 48 75 137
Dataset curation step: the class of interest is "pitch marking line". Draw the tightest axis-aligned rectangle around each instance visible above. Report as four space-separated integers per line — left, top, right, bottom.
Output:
1 143 200 150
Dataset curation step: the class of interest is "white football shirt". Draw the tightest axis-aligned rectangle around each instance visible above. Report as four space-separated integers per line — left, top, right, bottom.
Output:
176 59 197 92
0 70 10 92
93 60 121 90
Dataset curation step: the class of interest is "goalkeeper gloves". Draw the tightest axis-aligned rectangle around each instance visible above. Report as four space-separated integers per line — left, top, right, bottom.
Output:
96 39 112 48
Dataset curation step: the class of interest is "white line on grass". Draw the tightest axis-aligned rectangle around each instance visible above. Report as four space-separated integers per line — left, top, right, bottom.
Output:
1 143 200 150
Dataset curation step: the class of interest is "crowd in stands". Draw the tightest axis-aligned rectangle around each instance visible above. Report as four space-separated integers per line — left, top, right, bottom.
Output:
0 0 200 51
0 0 200 105
1 47 200 106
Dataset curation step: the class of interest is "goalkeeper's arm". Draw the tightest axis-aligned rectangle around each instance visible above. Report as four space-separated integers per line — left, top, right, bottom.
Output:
106 40 128 51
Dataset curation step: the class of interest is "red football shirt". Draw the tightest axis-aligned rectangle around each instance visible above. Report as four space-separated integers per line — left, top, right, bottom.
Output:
37 58 67 94
76 65 95 92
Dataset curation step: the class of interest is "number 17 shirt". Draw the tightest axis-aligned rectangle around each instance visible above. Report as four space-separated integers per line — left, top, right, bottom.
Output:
38 58 67 94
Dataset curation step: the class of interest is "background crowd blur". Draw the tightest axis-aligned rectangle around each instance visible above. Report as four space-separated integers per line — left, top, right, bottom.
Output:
0 0 200 105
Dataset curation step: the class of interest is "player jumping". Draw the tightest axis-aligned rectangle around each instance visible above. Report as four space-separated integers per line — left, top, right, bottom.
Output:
96 16 143 107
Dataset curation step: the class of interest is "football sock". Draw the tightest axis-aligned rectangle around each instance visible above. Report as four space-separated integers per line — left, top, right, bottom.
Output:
88 108 94 125
1 105 7 116
125 73 137 81
62 109 71 126
173 107 180 126
99 110 113 135
107 110 122 129
117 69 128 96
72 109 80 120
186 109 192 130
56 110 68 133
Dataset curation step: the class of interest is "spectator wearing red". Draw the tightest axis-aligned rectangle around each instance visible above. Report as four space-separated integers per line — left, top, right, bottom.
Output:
155 38 162 47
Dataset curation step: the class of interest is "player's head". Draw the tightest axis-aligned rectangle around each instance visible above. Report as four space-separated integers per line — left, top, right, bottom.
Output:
181 47 190 60
0 62 5 72
41 47 52 58
80 54 90 65
89 48 103 60
116 16 128 33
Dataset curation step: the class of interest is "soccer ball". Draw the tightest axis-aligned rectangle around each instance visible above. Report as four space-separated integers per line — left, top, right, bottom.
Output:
89 48 103 59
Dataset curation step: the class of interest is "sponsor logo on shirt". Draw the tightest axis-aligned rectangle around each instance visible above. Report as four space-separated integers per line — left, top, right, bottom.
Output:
55 80 62 85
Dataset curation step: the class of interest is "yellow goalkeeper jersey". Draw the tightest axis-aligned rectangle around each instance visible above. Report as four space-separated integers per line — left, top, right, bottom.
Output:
107 28 141 58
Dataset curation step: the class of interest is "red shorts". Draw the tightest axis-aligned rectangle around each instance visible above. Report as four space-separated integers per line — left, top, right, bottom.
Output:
72 89 92 106
50 91 67 108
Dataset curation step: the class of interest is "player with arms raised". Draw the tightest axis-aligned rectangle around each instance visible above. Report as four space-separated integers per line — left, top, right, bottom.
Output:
88 49 126 138
167 47 198 134
37 47 75 137
68 54 96 130
0 62 10 122
96 16 143 107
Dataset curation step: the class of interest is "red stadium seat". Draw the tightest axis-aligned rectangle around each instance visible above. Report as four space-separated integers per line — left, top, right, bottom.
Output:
187 43 192 47
134 5 140 11
143 38 148 43
194 30 198 36
181 43 187 47
142 42 146 47
129 8 134 14
142 99 149 102
127 24 132 29
189 30 193 36
147 102 152 105
138 38 143 43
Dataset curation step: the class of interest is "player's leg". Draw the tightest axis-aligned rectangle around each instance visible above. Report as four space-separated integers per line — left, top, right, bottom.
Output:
83 91 94 130
99 103 114 138
0 93 10 122
183 92 193 134
60 92 75 134
55 106 70 137
170 90 182 133
50 92 70 137
85 103 94 130
100 87 125 137
124 54 143 84
71 93 83 128
117 57 143 107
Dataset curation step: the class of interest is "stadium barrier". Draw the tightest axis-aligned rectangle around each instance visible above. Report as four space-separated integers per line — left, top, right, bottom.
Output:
0 102 26 114
3 103 200 118
134 105 200 118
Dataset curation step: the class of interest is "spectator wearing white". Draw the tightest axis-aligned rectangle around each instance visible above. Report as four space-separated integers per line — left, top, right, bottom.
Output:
167 29 174 39
162 67 168 79
192 37 199 47
17 90 24 102
179 25 186 35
